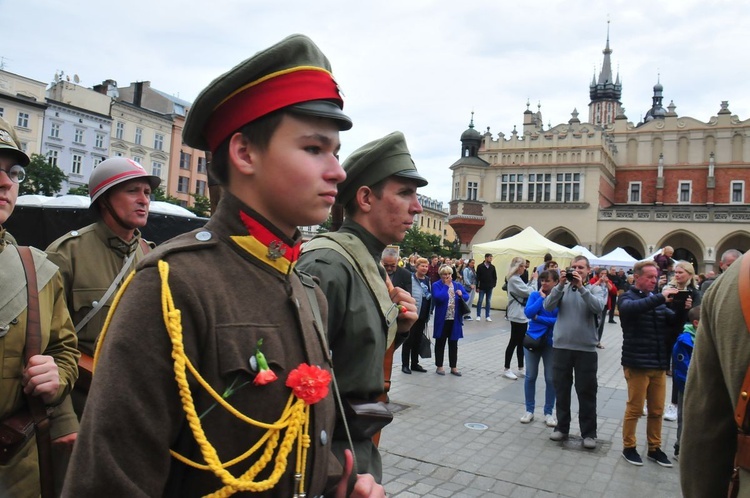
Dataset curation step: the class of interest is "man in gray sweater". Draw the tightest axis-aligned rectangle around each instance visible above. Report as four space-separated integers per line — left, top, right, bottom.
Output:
544 255 606 449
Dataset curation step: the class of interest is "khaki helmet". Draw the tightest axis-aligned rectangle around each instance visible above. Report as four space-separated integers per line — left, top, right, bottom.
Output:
89 157 161 204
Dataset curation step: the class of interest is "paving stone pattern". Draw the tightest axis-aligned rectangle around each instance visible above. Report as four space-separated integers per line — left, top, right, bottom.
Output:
379 316 682 497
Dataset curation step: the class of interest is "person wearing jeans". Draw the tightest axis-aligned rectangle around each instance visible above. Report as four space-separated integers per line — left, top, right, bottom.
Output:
475 253 497 321
520 270 559 426
504 257 537 380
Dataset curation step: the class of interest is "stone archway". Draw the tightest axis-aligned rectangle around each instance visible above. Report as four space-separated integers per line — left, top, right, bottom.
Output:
657 230 705 272
601 229 647 260
715 231 750 261
545 227 579 248
497 225 523 240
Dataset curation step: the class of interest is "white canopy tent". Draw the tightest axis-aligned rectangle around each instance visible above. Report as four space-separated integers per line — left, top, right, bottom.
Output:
592 247 639 269
571 245 598 262
471 227 580 310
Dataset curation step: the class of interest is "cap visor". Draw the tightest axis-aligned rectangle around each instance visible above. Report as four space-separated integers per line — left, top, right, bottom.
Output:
290 101 352 130
394 169 428 187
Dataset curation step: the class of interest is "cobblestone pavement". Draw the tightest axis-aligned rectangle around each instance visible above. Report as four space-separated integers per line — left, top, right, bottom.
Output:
379 315 682 497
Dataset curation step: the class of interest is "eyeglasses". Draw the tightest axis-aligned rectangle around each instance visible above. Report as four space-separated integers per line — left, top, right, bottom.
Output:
0 164 26 183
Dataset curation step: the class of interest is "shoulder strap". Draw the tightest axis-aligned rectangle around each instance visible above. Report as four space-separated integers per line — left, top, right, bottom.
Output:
75 250 137 333
17 247 54 498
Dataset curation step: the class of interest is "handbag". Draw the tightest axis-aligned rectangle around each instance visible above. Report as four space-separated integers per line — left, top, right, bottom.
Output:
342 398 394 440
418 332 432 359
523 332 547 351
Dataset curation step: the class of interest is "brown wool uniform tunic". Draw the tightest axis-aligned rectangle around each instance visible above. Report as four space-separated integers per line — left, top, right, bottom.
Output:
62 192 341 497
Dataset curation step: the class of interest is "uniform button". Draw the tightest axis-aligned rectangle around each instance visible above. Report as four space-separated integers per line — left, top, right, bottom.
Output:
195 231 212 241
70 230 79 236
320 430 328 445
92 301 99 307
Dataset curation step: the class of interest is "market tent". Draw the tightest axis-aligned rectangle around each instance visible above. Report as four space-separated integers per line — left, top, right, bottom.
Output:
592 247 638 269
572 245 598 261
471 227 580 310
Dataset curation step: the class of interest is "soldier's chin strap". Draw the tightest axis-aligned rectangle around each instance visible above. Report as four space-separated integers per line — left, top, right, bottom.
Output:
100 197 140 233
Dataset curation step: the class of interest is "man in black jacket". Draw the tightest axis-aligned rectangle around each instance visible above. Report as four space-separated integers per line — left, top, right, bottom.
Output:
382 246 412 294
475 253 497 321
618 260 679 468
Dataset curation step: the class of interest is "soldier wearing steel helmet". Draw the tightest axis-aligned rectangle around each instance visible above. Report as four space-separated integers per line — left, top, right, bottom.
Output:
43 157 160 492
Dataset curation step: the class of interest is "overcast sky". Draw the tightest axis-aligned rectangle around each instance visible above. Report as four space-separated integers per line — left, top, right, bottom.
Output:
3 0 748 204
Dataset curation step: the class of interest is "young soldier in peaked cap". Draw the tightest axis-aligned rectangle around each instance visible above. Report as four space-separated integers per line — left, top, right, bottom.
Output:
64 34 383 498
298 131 425 481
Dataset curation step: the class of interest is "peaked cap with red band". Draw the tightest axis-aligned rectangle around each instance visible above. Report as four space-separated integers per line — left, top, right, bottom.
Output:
182 34 352 153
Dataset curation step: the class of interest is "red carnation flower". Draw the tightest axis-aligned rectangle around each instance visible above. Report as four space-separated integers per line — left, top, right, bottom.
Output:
286 364 332 405
253 368 278 386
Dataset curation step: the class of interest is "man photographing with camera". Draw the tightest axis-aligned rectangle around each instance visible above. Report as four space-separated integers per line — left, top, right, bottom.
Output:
543 256 605 450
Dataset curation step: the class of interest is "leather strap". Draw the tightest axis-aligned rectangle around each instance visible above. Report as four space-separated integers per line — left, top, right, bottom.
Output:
734 254 750 430
17 247 54 498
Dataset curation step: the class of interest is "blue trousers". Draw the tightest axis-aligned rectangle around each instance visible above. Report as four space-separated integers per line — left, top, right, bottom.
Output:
476 289 493 317
524 344 556 415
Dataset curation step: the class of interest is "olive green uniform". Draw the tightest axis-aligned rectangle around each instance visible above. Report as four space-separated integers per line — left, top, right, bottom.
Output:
62 193 342 497
297 220 390 481
0 235 79 498
681 254 750 497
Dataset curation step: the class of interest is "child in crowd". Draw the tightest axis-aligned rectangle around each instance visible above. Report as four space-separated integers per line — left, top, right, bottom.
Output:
672 305 700 460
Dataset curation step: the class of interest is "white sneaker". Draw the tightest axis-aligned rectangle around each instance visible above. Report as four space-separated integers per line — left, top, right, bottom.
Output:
486 317 492 322
520 412 534 424
664 403 678 421
502 369 518 380
643 403 648 416
476 316 481 321
545 414 557 427
516 368 525 378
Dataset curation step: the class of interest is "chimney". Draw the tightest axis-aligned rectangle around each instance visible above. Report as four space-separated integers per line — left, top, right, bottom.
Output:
133 81 143 107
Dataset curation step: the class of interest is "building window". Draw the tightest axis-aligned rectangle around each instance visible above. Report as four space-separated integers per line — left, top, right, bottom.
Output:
74 129 84 144
197 156 207 174
115 152 124 157
92 156 104 168
177 176 189 193
0 107 4 118
135 127 143 145
152 161 163 178
180 151 191 169
678 181 692 203
115 121 124 139
454 181 459 199
132 156 143 165
154 133 164 151
50 123 61 138
500 174 523 202
528 173 551 202
95 133 104 148
47 149 59 167
731 181 744 204
17 112 29 128
71 154 82 175
555 173 581 202
467 181 478 201
628 182 642 203
196 179 207 196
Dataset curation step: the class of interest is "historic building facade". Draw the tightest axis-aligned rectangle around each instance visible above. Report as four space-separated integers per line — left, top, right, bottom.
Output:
416 193 456 244
0 70 47 157
449 34 750 273
44 78 112 193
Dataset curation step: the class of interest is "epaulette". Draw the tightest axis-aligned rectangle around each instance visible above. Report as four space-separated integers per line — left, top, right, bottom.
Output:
137 228 217 269
45 226 91 251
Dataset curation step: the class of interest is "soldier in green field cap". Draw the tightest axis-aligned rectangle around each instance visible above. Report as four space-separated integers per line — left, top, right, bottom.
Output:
299 131 427 482
63 35 383 498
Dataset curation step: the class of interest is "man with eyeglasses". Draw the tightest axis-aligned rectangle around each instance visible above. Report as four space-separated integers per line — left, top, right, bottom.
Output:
381 246 412 295
0 117 79 496
544 255 606 450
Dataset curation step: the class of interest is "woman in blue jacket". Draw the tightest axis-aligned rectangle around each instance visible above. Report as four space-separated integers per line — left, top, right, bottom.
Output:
520 270 559 426
433 265 470 376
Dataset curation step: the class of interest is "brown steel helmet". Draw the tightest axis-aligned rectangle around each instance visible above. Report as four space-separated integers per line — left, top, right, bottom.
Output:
89 157 161 205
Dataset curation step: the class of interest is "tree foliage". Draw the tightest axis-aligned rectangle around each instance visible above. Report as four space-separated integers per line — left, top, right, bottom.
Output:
67 184 89 196
188 194 211 217
152 186 182 205
19 153 67 196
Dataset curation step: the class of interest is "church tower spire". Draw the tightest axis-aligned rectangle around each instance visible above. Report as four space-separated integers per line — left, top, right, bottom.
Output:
588 20 622 126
